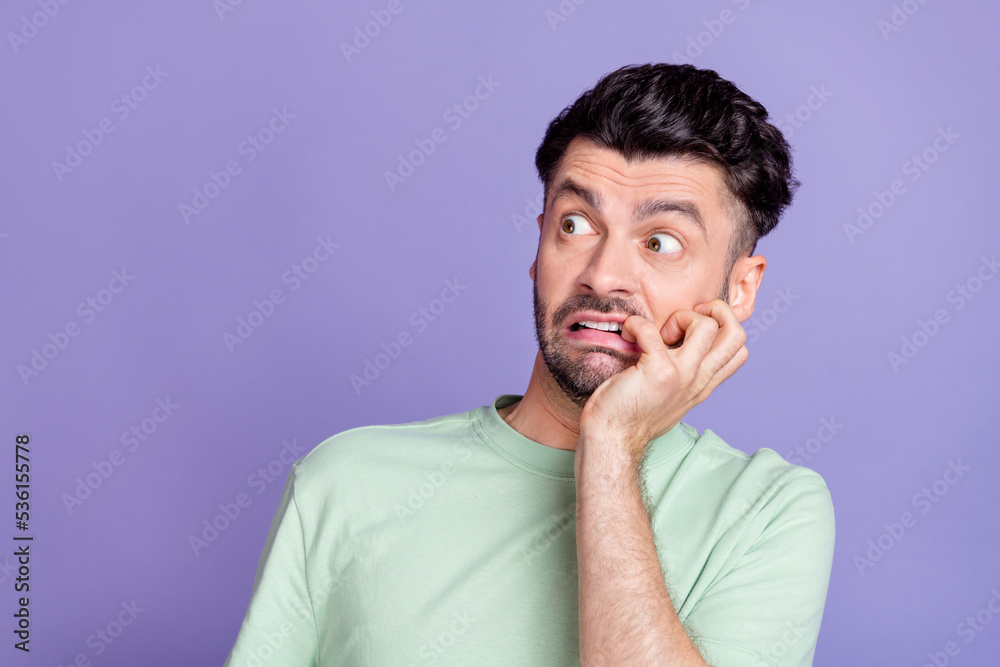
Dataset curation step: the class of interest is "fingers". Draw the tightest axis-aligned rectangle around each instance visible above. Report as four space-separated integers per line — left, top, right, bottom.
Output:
691 300 745 361
665 299 747 394
694 343 749 404
659 311 685 347
621 315 668 364
624 300 748 396
673 309 721 364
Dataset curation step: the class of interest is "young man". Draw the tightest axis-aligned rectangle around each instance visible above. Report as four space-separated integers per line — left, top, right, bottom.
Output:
223 63 834 667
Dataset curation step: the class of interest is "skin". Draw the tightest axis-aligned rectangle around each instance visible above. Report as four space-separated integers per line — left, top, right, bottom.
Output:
498 135 769 665
498 135 766 452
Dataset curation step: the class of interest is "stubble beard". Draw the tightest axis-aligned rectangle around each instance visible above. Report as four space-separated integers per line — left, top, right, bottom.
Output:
532 279 644 409
531 275 731 410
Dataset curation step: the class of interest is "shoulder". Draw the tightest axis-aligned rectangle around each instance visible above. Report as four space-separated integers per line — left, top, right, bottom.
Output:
289 407 477 492
656 424 835 539
685 425 831 496
668 431 836 667
706 428 834 543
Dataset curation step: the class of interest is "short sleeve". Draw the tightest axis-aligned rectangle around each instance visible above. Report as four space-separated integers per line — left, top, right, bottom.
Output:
223 462 320 667
685 478 836 667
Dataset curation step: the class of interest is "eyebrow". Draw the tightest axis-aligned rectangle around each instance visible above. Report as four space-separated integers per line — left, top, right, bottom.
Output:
549 178 708 242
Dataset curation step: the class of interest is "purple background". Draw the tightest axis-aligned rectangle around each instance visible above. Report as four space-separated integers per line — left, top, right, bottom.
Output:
2 1 998 665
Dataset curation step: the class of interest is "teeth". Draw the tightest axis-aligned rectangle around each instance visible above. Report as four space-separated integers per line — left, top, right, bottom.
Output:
578 320 622 332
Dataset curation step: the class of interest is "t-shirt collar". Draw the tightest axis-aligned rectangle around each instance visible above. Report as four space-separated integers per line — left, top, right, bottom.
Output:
473 394 696 481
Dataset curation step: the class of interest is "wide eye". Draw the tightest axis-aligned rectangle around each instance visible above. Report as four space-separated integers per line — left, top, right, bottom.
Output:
561 214 593 235
646 233 681 253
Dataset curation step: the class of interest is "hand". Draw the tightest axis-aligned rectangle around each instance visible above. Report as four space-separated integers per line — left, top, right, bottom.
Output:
578 299 749 466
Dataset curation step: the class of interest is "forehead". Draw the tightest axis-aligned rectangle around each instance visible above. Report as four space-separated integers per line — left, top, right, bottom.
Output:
548 136 737 236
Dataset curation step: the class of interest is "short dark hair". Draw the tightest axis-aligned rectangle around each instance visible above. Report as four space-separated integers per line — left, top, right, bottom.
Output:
534 63 799 279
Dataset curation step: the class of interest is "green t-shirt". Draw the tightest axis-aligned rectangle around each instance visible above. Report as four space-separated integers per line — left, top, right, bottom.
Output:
222 394 834 667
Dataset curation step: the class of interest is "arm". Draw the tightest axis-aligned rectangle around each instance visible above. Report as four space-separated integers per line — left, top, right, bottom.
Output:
575 434 710 666
223 463 319 667
575 300 747 665
679 474 835 666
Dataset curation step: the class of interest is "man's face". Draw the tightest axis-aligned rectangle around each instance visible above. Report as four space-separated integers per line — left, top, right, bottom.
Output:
530 136 739 408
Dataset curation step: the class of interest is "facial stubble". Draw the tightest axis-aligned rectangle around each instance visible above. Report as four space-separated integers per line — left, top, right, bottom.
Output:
531 273 730 409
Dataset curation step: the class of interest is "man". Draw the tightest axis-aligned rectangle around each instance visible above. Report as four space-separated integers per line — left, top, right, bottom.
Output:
222 63 834 667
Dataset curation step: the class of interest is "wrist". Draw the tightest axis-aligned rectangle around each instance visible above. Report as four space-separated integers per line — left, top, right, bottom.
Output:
576 432 644 477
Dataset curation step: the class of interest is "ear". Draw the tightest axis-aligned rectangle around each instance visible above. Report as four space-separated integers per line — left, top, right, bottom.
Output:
529 213 544 281
728 255 766 322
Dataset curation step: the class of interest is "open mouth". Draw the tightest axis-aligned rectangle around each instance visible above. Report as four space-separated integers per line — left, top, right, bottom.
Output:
565 316 641 354
569 321 623 336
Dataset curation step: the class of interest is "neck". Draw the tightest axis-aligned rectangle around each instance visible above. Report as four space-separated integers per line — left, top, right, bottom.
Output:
498 352 585 452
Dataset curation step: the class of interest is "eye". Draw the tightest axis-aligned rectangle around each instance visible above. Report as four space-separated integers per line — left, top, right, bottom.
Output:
646 233 681 254
560 214 594 235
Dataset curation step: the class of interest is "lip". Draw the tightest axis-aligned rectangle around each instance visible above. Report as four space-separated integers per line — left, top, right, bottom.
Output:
563 311 641 355
565 311 631 326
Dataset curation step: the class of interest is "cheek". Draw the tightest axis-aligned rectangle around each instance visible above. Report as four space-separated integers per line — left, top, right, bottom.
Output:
535 249 570 285
647 291 693 325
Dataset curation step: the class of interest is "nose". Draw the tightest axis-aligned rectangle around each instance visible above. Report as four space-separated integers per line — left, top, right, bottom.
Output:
576 233 639 298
